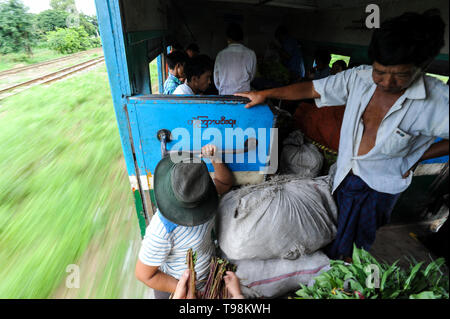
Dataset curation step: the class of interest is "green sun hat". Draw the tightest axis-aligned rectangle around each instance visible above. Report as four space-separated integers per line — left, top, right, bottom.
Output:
153 154 219 226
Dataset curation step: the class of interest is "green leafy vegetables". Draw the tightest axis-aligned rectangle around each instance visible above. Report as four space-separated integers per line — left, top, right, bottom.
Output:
296 245 448 299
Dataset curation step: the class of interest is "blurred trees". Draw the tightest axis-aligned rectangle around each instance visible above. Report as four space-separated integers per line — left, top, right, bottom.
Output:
34 10 98 39
79 14 98 37
34 9 70 38
50 0 77 13
47 26 100 54
0 0 100 56
0 0 34 54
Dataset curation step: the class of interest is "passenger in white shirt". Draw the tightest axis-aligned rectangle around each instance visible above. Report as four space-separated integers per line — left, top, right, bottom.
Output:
236 10 448 262
173 55 213 95
214 23 257 95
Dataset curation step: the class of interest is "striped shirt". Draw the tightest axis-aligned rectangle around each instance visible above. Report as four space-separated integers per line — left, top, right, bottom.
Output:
138 210 215 288
163 73 183 94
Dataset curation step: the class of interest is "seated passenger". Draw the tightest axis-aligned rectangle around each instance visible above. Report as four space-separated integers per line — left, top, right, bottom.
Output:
173 55 213 95
330 60 347 75
307 49 331 80
163 51 188 94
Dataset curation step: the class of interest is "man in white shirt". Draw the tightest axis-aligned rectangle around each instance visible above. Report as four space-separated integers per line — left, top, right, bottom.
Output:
236 10 449 261
214 23 257 95
173 55 213 95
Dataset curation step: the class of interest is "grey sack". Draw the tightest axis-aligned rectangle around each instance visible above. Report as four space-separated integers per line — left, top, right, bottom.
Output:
216 174 338 260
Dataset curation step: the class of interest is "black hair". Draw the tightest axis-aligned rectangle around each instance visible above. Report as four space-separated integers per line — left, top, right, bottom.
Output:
166 51 188 70
314 49 331 65
226 23 243 42
186 43 200 53
332 60 347 70
169 40 183 52
368 9 445 68
184 54 213 81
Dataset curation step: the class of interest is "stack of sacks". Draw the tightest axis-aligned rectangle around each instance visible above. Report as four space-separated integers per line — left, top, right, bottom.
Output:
216 169 338 298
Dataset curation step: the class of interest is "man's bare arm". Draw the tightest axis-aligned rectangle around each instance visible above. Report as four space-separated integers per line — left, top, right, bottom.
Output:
403 139 449 178
211 160 233 195
135 260 178 293
234 81 321 108
201 144 233 195
419 139 449 161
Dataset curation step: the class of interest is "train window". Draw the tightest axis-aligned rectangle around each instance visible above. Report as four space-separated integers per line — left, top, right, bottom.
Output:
426 73 449 84
149 57 159 93
329 54 351 68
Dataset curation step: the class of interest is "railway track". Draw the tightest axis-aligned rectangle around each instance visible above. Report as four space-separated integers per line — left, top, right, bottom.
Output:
0 56 105 100
0 48 103 77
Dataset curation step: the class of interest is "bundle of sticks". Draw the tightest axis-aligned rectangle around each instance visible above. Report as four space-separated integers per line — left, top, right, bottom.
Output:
186 248 197 299
201 256 236 299
185 249 236 299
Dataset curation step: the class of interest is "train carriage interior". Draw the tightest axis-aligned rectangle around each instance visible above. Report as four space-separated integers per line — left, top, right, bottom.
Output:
101 0 449 268
119 0 448 95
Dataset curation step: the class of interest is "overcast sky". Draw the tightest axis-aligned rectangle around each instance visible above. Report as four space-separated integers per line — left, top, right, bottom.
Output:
22 0 97 16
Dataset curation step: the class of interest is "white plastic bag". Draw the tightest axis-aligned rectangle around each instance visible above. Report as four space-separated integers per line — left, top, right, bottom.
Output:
280 130 323 177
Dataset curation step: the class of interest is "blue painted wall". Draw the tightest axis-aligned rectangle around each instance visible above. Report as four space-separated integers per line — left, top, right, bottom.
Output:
95 0 137 177
127 97 275 175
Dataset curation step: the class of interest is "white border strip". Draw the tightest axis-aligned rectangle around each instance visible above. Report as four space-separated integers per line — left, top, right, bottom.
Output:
129 171 265 191
128 175 152 191
128 164 445 192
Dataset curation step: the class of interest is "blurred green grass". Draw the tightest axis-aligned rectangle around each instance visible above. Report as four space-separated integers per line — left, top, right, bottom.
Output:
0 65 147 298
0 51 104 88
0 48 103 73
149 58 159 93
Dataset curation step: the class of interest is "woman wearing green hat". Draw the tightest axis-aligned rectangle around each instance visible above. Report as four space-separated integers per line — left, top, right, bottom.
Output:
135 144 233 299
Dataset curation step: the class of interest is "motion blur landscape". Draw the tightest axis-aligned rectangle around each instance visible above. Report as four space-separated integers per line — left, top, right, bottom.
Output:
0 0 156 298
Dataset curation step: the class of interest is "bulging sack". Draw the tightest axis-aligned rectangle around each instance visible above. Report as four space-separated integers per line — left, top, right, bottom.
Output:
231 251 330 298
280 130 323 177
216 174 338 260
